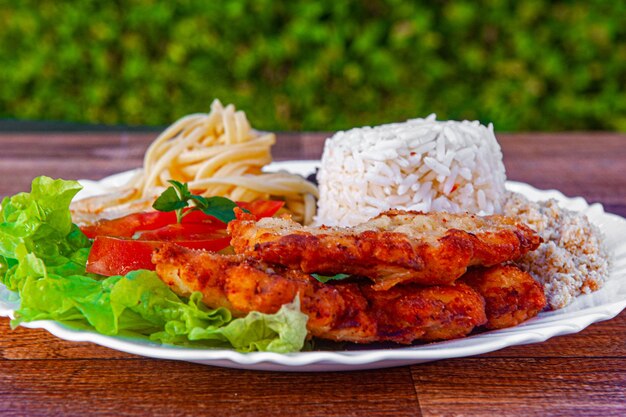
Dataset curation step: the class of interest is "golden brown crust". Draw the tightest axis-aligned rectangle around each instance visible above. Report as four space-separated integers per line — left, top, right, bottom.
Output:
153 243 488 344
362 283 487 343
228 209 542 290
461 265 547 329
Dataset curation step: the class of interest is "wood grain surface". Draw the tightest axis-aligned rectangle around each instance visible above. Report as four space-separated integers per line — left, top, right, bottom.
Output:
0 131 625 417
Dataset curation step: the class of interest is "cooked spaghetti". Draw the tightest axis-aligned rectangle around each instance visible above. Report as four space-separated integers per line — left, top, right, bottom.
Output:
72 100 318 224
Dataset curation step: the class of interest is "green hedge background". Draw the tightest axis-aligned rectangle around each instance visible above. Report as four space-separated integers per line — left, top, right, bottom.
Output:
1 1 624 131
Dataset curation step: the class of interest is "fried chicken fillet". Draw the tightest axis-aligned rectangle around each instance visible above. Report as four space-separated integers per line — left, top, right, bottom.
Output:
228 209 542 290
153 243 488 344
461 265 546 329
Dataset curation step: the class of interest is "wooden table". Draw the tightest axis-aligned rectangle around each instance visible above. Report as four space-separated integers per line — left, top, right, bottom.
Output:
0 131 625 417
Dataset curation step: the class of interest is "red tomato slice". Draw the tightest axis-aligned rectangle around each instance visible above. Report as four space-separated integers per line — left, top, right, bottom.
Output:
86 237 157 276
180 210 225 224
86 235 231 276
81 211 175 239
136 222 224 241
80 210 224 239
80 200 282 239
236 200 284 219
82 199 283 276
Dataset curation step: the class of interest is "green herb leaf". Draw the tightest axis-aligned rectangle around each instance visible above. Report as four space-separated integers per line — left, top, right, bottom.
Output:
198 196 240 223
188 194 210 209
311 273 351 283
152 186 188 212
152 185 189 223
152 181 241 224
168 180 191 198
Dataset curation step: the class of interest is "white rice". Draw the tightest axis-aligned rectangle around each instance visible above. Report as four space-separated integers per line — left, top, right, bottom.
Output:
315 115 507 226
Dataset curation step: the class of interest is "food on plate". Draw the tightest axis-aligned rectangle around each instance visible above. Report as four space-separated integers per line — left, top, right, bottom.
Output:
154 243 492 344
0 177 309 353
0 174 547 352
82 187 235 276
461 265 546 329
82 194 284 277
315 115 506 226
313 114 609 310
70 99 318 225
0 104 612 355
228 208 541 290
503 192 609 309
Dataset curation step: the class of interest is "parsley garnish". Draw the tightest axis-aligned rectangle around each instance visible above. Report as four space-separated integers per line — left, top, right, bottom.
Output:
311 273 351 283
152 180 243 224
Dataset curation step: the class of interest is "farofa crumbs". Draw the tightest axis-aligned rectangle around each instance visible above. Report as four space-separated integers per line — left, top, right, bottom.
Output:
503 191 609 310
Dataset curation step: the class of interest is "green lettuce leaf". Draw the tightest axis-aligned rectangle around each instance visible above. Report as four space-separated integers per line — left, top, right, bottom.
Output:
185 297 308 353
0 176 308 353
0 176 91 291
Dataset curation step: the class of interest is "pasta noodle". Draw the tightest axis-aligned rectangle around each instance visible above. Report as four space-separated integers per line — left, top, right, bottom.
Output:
72 100 318 225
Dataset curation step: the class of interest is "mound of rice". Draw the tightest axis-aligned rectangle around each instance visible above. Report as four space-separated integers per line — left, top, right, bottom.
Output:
315 115 507 226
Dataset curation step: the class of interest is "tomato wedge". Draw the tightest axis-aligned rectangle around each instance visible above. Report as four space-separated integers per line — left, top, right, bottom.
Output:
80 200 284 239
81 211 175 239
86 234 231 276
80 210 226 239
82 199 285 277
136 222 224 241
237 200 284 219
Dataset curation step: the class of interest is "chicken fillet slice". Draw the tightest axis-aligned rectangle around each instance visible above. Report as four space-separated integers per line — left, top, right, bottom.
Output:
461 265 547 329
153 243 488 344
228 209 541 290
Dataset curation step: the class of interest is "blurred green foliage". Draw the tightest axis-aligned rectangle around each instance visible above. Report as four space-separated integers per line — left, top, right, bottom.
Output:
1 0 624 131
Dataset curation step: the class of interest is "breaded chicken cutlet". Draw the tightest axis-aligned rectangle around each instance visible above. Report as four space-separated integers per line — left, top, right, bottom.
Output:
153 243 488 344
228 209 542 290
461 265 546 330
153 244 545 344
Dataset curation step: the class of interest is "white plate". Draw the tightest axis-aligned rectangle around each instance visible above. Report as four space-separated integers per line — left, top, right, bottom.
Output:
1 161 625 372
